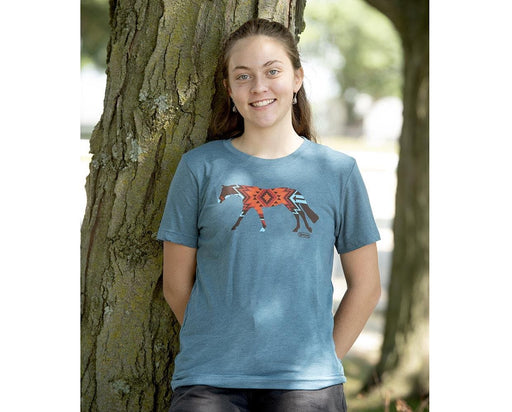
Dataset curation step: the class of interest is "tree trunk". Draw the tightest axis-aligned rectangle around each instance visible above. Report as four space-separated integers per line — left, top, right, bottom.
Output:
361 0 429 400
80 1 306 411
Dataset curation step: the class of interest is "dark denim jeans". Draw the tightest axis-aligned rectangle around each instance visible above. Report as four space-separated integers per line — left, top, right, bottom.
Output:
169 383 347 412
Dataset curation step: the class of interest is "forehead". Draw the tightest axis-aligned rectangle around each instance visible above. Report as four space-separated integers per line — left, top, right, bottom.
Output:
228 35 291 70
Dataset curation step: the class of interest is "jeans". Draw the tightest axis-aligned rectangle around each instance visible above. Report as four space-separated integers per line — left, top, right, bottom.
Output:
169 383 347 412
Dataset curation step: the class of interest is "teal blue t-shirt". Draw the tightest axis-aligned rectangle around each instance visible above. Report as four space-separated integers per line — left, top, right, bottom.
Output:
157 138 380 390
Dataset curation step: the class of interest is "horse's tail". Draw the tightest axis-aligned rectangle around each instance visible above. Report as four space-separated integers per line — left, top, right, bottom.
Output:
301 203 319 223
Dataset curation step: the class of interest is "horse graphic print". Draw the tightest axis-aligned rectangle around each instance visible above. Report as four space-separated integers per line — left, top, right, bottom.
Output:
218 184 319 233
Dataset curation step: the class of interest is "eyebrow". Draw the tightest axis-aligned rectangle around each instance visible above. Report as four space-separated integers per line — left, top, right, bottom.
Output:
232 60 284 72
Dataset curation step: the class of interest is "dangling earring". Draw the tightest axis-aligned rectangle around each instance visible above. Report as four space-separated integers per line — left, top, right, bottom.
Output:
232 103 238 113
292 92 298 105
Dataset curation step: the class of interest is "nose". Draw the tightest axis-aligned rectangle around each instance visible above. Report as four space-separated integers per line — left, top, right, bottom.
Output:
250 75 268 94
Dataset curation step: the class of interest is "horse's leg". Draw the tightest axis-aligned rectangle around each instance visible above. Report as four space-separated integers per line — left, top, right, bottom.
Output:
292 213 301 232
255 207 267 232
298 210 312 232
285 202 300 232
232 208 249 230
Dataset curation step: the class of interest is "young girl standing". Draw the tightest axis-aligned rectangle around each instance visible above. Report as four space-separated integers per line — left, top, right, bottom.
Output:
158 18 381 412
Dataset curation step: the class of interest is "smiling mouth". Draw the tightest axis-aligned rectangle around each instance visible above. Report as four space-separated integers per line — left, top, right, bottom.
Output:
250 99 276 108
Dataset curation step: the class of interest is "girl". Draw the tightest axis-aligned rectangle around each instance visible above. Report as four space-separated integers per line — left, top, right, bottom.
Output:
158 18 381 412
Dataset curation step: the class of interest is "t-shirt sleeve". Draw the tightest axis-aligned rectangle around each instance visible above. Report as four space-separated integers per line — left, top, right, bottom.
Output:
157 156 199 248
335 160 381 254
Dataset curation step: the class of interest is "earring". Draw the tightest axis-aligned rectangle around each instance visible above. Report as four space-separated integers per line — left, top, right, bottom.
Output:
292 93 297 105
232 104 237 113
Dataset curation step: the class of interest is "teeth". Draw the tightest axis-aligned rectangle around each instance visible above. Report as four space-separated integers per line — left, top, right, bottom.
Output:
251 99 275 107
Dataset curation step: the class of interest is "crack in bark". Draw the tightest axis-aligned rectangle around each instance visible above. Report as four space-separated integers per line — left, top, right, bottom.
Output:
288 0 293 28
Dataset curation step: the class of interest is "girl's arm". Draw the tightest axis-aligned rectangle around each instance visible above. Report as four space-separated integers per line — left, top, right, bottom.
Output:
333 242 381 360
162 241 197 325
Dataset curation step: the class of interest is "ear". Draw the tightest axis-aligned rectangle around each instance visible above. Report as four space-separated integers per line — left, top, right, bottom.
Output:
223 79 232 96
294 67 304 93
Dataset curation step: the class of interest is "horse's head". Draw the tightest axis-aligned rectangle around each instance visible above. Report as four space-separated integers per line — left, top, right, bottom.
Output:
218 185 238 203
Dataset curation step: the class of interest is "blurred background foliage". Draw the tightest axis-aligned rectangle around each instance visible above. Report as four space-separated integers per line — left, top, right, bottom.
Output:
81 0 109 68
300 0 402 137
302 0 401 99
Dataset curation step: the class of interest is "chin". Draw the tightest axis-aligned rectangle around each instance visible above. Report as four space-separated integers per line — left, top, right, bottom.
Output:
247 115 289 130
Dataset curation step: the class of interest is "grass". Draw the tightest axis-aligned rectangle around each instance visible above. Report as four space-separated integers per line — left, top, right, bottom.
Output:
354 397 429 412
342 355 429 412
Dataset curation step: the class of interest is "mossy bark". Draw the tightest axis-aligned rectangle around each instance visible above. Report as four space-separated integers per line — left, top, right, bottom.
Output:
361 0 429 400
80 1 307 411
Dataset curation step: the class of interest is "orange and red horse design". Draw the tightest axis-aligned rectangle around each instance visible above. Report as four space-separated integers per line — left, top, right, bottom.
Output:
218 184 319 233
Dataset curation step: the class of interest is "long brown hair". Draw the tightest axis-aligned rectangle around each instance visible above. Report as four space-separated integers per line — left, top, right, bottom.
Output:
207 19 316 142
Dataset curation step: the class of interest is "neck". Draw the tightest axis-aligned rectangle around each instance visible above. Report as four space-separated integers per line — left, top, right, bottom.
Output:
233 122 303 159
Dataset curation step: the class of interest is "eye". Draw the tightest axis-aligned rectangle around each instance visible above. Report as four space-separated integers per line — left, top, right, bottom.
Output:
268 69 280 76
236 74 250 80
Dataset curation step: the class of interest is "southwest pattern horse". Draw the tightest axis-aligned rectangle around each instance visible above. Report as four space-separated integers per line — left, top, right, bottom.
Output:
218 184 319 233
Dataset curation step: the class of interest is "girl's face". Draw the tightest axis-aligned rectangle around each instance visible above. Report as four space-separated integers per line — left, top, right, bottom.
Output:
225 35 304 134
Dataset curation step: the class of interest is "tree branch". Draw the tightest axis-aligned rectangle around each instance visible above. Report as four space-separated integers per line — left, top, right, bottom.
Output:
363 0 403 36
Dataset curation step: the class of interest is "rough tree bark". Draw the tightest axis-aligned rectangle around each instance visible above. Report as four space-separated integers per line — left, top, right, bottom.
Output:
361 0 429 401
80 1 307 411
